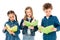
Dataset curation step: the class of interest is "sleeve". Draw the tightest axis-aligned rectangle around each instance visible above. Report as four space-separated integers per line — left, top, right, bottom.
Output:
33 19 38 32
14 21 20 35
20 19 24 30
2 22 7 33
54 16 60 31
34 25 38 32
41 19 44 26
16 21 21 30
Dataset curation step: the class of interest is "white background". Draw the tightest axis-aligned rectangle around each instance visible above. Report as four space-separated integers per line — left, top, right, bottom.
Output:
0 0 60 40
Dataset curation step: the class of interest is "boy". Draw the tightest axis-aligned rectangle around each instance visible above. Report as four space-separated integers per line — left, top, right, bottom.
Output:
41 3 60 40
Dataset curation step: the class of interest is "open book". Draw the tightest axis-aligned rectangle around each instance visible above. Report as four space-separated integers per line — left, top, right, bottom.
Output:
24 20 38 27
38 25 55 34
6 24 18 32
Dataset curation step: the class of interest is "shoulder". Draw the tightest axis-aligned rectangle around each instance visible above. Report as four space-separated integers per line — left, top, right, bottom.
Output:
41 16 46 21
52 15 58 19
53 16 57 18
13 21 19 25
20 18 25 23
50 15 59 21
5 21 10 24
21 18 24 21
4 21 10 26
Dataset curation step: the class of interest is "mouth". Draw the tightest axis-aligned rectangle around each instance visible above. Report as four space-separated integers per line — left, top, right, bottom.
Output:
29 14 31 15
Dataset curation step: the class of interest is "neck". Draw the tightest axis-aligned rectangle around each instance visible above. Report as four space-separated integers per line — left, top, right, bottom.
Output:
46 15 51 17
27 16 31 18
9 20 14 22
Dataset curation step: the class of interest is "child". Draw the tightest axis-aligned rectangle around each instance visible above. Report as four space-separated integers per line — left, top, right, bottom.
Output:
20 7 38 40
40 3 60 40
3 10 20 40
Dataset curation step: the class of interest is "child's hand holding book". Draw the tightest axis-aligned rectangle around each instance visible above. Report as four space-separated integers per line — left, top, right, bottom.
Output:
28 26 34 29
24 20 38 27
6 24 18 33
38 25 55 34
51 27 57 31
9 31 15 35
3 27 7 30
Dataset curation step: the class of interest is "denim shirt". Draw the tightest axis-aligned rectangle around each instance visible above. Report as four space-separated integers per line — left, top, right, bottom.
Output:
3 20 20 36
41 15 60 39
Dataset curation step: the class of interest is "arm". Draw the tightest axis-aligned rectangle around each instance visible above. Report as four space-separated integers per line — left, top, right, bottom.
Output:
3 22 7 33
41 19 44 26
54 16 60 31
30 20 38 32
20 19 25 30
14 21 20 36
34 25 38 32
3 27 7 33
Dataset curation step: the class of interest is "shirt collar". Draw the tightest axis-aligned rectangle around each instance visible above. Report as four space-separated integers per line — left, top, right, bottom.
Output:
8 19 16 23
26 18 33 22
44 15 52 19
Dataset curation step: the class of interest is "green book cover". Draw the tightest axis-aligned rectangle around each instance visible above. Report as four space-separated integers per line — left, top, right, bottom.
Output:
11 25 17 32
6 24 18 32
38 25 54 34
24 20 38 27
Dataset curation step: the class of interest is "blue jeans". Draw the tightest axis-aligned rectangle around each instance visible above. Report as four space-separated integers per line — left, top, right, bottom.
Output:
23 35 34 40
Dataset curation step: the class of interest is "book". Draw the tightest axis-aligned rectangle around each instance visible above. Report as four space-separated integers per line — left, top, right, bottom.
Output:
38 25 54 34
24 20 38 27
6 24 18 32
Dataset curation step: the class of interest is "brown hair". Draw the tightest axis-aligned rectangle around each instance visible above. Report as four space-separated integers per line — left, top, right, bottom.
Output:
7 10 18 21
43 3 53 10
24 6 34 20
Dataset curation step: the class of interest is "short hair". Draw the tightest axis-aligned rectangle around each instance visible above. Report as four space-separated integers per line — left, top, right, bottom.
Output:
43 3 53 10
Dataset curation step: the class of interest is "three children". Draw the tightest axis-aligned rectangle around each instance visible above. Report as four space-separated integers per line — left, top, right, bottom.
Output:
3 3 60 40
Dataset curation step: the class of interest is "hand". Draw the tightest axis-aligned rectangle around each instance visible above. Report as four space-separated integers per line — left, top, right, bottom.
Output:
32 19 36 22
3 27 7 30
29 26 34 29
38 30 42 33
12 33 15 35
9 31 15 35
51 28 57 31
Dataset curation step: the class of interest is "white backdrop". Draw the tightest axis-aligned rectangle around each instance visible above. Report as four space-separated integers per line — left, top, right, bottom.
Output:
0 0 60 40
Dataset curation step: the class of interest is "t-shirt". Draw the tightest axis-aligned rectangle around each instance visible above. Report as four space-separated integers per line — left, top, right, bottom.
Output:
46 16 49 19
27 18 31 35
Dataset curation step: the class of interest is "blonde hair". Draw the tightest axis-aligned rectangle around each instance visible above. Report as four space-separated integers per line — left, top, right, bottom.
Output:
24 6 34 20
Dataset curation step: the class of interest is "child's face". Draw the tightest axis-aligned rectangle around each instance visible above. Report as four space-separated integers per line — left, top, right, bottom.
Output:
26 9 32 17
8 13 15 21
44 8 52 17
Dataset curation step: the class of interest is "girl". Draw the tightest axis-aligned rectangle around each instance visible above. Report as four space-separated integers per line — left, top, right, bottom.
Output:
3 10 20 40
20 7 38 40
40 3 60 40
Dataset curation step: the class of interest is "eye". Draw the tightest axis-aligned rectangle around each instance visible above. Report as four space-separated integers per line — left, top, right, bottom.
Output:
49 10 51 12
12 16 14 18
46 11 48 13
9 16 14 18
